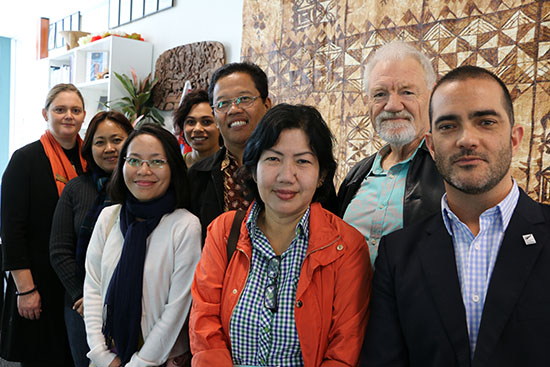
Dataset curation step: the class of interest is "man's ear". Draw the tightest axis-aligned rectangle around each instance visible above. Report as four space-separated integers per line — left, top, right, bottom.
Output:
264 97 272 110
510 124 524 157
425 131 435 160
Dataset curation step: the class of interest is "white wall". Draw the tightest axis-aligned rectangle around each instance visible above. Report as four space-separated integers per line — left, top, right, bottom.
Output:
7 0 243 154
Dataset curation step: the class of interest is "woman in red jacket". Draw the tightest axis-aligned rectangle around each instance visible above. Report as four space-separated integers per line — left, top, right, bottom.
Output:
190 104 373 367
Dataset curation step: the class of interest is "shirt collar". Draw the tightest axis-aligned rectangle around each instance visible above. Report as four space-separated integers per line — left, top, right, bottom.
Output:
371 138 425 175
221 149 239 171
442 180 520 236
246 202 311 254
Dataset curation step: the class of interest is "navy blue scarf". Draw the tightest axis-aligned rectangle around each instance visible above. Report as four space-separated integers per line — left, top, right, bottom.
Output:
75 168 111 284
102 188 176 364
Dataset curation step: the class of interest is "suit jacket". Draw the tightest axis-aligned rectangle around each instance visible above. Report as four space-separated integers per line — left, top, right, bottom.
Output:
361 189 550 367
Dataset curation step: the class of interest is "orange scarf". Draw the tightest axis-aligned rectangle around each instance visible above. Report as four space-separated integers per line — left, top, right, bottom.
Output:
40 130 87 196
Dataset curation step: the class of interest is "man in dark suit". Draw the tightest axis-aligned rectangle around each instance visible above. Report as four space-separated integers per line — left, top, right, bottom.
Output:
361 65 550 366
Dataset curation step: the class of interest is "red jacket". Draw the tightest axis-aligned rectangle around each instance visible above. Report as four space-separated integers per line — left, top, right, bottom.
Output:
190 202 372 366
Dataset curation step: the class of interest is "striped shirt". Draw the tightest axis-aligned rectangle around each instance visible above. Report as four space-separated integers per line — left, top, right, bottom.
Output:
441 182 519 354
229 202 309 366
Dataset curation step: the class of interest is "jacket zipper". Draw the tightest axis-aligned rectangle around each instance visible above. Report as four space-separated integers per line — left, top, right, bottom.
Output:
306 236 341 257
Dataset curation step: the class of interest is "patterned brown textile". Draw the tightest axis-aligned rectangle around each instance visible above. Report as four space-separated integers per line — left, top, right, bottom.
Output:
222 150 251 211
241 0 550 203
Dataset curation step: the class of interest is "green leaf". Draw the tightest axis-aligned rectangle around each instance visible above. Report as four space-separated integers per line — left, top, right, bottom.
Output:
150 108 164 125
114 71 137 97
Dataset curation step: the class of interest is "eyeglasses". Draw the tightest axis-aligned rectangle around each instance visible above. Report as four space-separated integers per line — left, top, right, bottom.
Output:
124 157 167 169
211 96 259 113
264 256 281 313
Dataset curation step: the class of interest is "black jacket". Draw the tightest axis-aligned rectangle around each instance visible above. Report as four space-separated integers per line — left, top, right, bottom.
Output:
188 148 226 242
1 141 72 363
337 142 445 226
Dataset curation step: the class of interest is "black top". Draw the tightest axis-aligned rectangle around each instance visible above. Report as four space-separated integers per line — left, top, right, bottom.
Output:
188 147 227 242
50 172 98 304
0 140 73 364
63 144 84 175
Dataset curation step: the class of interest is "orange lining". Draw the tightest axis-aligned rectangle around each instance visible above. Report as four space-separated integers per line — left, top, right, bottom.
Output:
40 130 87 196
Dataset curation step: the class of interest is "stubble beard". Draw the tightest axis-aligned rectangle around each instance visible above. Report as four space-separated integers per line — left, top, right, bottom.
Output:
433 145 512 195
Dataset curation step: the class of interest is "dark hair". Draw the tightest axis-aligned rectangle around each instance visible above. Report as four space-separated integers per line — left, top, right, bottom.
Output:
45 83 85 110
242 104 336 208
108 124 191 209
81 111 134 170
207 62 269 105
173 89 210 136
429 65 514 126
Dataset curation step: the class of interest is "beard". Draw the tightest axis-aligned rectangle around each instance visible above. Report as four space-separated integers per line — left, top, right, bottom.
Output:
374 110 417 146
433 144 512 195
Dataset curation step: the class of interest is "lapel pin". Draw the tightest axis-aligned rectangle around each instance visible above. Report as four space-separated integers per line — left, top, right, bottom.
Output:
522 234 536 245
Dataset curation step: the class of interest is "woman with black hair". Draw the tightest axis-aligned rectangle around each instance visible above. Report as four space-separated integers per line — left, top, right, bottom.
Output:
190 104 373 366
50 110 133 367
173 89 221 168
84 124 201 367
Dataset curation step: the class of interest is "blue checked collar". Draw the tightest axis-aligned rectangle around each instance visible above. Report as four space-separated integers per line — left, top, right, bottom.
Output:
441 180 520 237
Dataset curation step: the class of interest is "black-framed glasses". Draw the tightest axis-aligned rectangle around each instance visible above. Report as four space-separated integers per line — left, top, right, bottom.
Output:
264 256 281 313
124 156 167 169
211 95 259 113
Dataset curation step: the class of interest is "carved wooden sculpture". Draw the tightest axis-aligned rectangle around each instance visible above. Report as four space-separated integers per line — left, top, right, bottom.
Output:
153 41 225 110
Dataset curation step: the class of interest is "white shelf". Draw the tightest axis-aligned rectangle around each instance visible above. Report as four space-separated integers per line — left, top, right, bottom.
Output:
76 78 110 91
47 36 153 130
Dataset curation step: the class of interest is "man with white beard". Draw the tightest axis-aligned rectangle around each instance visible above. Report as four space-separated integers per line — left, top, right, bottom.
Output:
338 41 444 265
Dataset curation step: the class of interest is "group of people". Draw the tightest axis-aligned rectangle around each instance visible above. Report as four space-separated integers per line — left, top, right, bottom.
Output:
0 39 549 367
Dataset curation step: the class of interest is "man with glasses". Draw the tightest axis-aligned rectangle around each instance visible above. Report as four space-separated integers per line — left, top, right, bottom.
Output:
188 62 272 240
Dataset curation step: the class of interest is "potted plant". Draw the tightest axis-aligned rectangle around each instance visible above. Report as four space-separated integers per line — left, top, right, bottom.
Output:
108 69 164 127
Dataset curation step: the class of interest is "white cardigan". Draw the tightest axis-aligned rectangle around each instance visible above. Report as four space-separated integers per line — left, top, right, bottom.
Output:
84 204 202 367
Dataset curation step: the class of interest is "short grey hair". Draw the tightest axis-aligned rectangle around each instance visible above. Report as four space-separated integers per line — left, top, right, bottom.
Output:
364 40 436 93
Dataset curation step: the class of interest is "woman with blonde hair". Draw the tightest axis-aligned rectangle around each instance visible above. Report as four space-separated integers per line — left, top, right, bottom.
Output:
1 83 87 366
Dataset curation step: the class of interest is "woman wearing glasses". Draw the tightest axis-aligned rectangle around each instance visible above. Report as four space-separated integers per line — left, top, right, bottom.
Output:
173 89 221 169
83 124 201 367
1 83 86 366
50 111 133 367
190 104 373 366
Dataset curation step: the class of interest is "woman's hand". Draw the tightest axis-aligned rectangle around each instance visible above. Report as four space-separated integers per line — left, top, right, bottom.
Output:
73 297 84 317
108 356 122 367
12 269 41 320
166 353 190 366
17 290 41 320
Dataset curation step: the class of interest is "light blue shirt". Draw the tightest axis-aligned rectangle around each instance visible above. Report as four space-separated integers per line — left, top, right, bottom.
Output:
343 141 422 265
441 182 519 354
